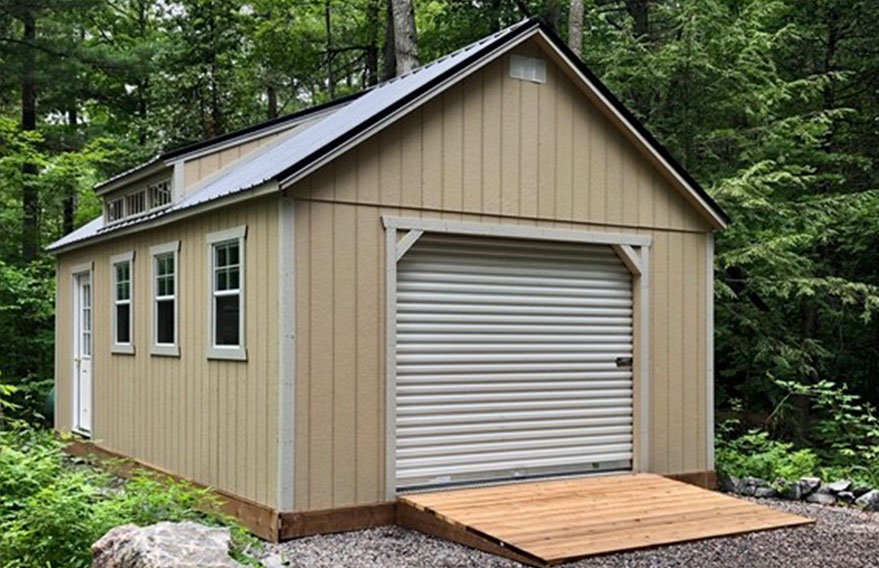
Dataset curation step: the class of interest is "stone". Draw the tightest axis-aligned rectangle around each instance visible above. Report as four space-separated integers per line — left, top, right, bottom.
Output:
780 482 804 501
852 485 872 498
261 553 285 568
721 475 742 494
92 521 245 568
799 477 822 496
754 486 777 499
806 490 837 506
826 479 852 494
855 490 879 512
837 491 856 504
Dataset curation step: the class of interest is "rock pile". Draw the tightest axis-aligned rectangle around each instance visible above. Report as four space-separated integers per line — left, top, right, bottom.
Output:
722 475 879 510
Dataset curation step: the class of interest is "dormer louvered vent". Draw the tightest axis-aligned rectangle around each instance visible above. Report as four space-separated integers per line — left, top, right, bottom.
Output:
104 177 172 225
510 55 547 84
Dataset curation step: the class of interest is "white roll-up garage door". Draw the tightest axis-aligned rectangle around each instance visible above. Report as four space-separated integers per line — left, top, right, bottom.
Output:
395 233 634 490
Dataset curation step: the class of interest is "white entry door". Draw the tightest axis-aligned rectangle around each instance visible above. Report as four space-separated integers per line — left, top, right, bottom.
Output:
73 271 93 434
395 234 634 490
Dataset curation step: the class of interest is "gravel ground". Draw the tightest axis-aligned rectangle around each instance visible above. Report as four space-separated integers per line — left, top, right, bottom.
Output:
263 499 879 568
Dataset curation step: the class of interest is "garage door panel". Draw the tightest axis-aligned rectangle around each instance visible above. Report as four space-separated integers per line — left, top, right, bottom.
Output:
398 416 633 437
395 234 634 489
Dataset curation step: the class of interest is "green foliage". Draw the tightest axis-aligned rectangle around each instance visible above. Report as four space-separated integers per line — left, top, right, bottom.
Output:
716 422 819 486
0 427 257 568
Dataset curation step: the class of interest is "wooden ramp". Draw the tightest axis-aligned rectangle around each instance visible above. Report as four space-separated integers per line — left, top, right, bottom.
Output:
398 473 814 566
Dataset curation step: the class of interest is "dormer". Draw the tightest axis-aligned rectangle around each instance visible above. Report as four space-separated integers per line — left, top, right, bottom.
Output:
102 174 174 225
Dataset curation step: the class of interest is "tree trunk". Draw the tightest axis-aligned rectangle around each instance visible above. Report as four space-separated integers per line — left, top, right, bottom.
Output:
625 0 649 40
390 0 419 75
543 0 563 33
21 8 39 262
325 0 335 99
365 0 380 85
267 85 278 119
63 106 77 235
136 0 148 144
381 0 396 81
568 0 584 56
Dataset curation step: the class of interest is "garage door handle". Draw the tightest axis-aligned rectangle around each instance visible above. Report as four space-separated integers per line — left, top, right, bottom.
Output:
615 357 633 368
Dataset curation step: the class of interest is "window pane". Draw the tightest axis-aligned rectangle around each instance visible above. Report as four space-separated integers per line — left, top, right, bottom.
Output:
229 266 239 290
215 295 239 346
116 305 130 343
216 244 227 267
157 299 175 344
228 243 239 265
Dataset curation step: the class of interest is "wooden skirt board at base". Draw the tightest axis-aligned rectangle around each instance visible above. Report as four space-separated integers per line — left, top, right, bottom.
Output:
398 473 814 567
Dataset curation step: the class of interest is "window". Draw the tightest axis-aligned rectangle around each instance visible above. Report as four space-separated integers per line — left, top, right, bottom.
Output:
149 179 172 209
106 198 124 222
126 191 146 217
104 177 172 225
206 226 246 360
150 241 179 356
111 252 135 354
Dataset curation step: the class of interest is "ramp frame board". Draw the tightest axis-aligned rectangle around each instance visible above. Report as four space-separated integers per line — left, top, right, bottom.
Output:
398 473 814 566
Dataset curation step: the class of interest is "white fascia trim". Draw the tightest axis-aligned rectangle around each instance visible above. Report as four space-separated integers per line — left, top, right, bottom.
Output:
205 225 247 361
277 193 296 511
534 30 727 230
150 240 181 357
383 216 652 247
706 232 716 469
110 251 136 356
278 31 536 192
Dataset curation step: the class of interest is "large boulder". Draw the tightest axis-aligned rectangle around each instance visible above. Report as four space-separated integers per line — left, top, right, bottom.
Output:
92 522 245 568
855 490 879 512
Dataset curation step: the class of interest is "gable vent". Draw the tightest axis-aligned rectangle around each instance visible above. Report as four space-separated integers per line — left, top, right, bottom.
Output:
510 55 547 84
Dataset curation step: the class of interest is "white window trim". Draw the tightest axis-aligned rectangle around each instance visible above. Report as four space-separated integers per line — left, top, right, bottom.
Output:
150 240 180 357
110 251 135 355
206 226 247 361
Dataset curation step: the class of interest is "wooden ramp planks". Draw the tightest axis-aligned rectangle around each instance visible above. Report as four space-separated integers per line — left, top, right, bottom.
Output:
398 473 814 566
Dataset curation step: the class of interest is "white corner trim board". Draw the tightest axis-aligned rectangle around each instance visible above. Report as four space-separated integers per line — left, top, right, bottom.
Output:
277 194 296 512
706 232 715 470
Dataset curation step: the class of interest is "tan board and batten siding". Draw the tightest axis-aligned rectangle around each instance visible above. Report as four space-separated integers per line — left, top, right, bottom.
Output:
182 131 285 190
55 195 280 507
289 39 711 511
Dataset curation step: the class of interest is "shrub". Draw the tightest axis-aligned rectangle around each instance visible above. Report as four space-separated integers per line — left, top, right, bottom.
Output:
0 426 257 568
716 422 819 486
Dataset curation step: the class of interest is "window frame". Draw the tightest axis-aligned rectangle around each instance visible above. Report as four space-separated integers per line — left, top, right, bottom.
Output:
125 190 146 217
106 198 124 222
150 241 180 357
206 226 247 361
110 251 135 355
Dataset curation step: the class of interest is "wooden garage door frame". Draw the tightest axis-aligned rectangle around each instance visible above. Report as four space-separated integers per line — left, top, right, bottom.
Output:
383 216 652 499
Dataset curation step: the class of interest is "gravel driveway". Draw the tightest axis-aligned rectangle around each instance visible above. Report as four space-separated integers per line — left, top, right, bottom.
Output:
265 498 878 567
